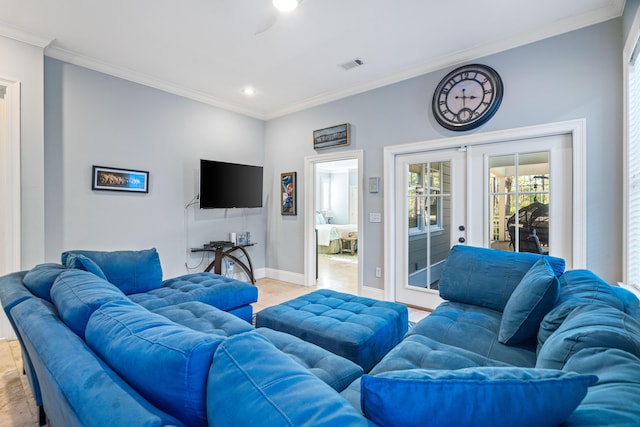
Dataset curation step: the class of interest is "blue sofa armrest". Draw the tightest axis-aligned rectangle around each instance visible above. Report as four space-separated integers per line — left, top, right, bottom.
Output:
11 297 184 427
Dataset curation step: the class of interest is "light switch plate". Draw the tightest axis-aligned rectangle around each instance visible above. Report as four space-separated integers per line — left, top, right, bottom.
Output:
369 212 382 223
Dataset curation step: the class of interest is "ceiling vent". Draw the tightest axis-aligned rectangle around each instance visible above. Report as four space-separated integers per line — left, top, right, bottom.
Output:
339 58 364 71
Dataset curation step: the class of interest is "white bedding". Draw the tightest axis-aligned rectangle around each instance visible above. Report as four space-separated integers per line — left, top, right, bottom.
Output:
316 224 357 246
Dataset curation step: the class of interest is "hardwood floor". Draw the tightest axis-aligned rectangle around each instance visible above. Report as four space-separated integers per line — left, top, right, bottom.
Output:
0 271 428 426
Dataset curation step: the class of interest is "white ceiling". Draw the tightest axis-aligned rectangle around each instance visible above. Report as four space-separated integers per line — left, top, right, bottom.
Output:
0 0 625 120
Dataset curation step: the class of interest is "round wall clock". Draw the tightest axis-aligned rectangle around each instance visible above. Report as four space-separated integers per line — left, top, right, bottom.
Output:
432 64 503 131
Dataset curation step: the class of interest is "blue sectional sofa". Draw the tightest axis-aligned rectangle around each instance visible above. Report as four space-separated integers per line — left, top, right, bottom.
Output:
1 245 640 426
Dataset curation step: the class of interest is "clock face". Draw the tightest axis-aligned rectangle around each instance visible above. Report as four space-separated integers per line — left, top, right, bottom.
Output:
432 64 503 131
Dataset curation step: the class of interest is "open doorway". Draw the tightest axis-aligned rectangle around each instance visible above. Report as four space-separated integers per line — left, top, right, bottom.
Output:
304 150 363 294
315 159 358 294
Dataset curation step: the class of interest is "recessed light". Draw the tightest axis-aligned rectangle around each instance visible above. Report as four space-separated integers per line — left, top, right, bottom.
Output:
242 87 257 96
273 0 299 13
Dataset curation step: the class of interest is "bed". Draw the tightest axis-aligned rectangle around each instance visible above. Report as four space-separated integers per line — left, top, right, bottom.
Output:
316 213 358 254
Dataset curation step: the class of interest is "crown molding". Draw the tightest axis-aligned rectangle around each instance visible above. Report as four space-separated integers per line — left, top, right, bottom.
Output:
45 45 268 120
0 21 53 48
265 4 624 119
34 2 624 121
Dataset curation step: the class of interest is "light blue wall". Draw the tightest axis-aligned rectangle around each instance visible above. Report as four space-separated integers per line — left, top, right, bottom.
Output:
264 18 623 285
41 18 624 285
44 59 266 278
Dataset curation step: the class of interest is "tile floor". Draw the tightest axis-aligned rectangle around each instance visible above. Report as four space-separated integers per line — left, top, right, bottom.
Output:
0 271 429 426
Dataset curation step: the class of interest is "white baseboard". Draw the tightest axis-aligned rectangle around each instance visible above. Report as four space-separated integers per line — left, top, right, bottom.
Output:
264 268 307 286
360 285 385 300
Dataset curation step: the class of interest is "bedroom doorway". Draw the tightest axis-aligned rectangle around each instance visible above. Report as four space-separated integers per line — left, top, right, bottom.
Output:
304 150 363 294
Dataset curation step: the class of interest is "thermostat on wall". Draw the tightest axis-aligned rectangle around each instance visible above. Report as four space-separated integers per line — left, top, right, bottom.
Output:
369 177 380 193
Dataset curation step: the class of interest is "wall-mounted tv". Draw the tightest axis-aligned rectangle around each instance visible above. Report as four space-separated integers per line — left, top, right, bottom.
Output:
200 159 264 209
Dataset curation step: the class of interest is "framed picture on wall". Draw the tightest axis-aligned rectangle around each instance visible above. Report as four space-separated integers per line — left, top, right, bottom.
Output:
313 123 350 150
92 165 149 193
281 172 297 215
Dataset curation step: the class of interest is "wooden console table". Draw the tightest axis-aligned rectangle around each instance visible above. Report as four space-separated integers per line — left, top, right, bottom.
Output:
191 242 256 284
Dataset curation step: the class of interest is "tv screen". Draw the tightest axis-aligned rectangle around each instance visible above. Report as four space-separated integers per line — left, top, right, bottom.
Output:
199 159 264 209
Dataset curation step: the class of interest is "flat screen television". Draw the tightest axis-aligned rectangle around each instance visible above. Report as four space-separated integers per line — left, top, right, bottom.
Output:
199 159 264 209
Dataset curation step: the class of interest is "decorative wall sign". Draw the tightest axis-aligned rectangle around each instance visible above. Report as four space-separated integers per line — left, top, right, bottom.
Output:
313 123 350 150
281 172 297 215
92 165 149 193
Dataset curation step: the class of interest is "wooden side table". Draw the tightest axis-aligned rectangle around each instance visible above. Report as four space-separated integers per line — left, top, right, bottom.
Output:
340 234 358 255
191 242 256 284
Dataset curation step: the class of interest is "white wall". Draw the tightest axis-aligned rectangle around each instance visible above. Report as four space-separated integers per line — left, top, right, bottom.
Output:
44 59 266 278
0 36 45 270
264 18 623 285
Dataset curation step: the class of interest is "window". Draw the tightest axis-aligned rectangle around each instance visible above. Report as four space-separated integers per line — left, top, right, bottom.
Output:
408 162 445 233
626 34 640 290
487 152 550 254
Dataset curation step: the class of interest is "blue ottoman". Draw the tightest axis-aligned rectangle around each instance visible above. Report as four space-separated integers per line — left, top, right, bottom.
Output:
255 289 408 372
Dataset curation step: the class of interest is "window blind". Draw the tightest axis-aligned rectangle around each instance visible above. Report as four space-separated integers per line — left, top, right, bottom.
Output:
628 56 640 288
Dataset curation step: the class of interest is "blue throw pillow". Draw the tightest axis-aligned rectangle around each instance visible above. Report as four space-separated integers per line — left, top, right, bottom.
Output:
361 367 597 427
22 263 67 302
499 257 559 345
63 253 108 280
61 248 162 294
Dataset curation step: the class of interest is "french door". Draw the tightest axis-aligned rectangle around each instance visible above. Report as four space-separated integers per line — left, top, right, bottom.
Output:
394 150 466 308
393 133 573 310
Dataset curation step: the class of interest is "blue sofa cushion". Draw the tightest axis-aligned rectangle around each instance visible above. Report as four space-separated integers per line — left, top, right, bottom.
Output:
61 248 162 294
85 299 223 427
562 347 640 426
150 301 254 336
63 253 108 280
407 301 537 367
130 272 257 322
438 245 565 312
22 263 66 302
537 305 640 370
360 367 597 427
255 327 364 392
538 270 640 348
51 270 128 339
207 332 371 426
499 257 559 345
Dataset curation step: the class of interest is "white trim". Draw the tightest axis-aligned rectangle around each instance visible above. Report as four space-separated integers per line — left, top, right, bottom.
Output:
303 150 364 292
0 77 20 340
264 268 305 286
266 5 622 120
0 78 21 274
384 119 587 302
45 46 267 120
0 22 54 48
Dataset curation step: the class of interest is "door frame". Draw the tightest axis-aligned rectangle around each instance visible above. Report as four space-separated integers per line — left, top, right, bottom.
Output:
0 78 21 340
303 149 364 290
383 119 586 302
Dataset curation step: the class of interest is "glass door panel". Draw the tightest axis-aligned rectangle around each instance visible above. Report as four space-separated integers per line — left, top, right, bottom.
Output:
395 150 465 309
488 151 549 254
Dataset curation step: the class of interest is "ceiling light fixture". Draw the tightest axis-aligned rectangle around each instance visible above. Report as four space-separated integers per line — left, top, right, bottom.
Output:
272 0 299 13
242 87 257 96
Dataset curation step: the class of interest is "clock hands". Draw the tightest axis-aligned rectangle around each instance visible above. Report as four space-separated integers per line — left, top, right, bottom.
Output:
454 88 477 122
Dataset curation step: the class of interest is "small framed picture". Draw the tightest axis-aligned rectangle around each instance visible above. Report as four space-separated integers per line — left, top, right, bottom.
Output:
313 123 350 150
281 172 297 216
92 165 149 193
